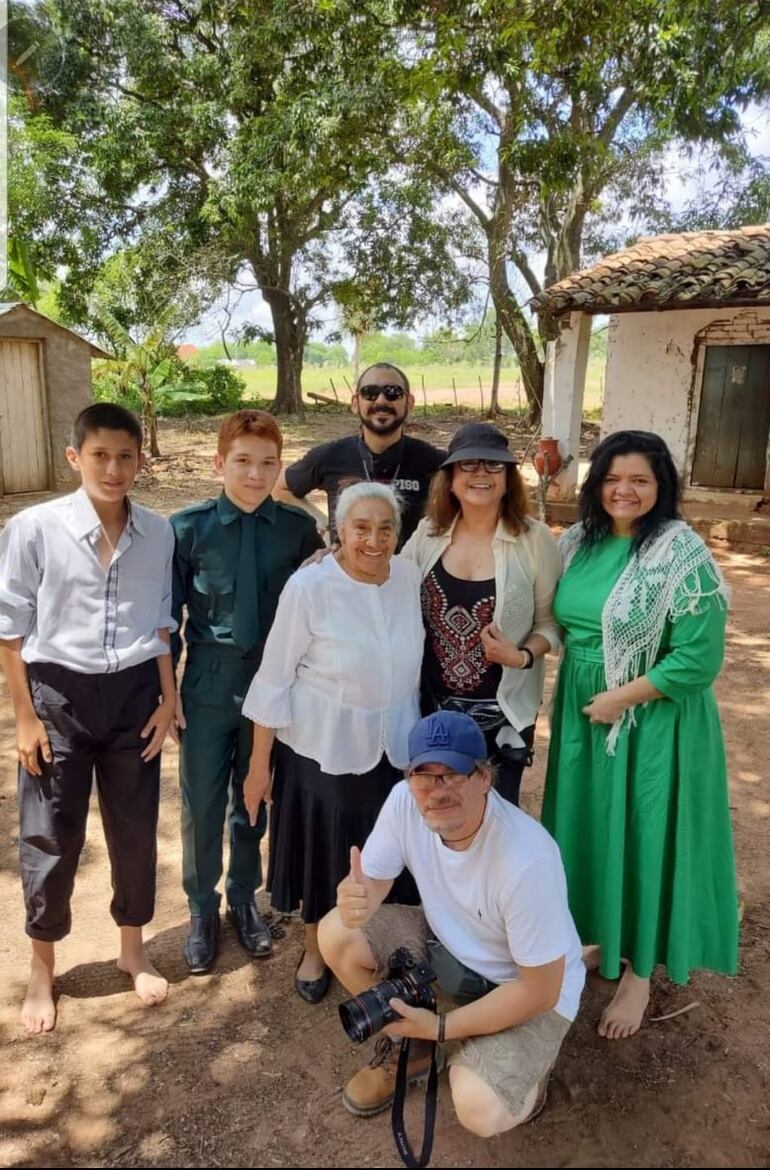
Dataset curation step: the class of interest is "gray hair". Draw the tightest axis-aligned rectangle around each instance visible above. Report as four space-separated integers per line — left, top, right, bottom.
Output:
334 481 403 538
476 758 497 787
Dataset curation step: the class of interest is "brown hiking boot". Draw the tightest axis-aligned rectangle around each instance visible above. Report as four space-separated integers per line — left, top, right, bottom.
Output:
342 1036 433 1118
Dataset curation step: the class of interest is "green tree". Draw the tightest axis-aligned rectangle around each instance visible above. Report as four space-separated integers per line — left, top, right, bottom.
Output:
396 0 770 420
89 247 220 453
332 179 473 379
19 0 460 416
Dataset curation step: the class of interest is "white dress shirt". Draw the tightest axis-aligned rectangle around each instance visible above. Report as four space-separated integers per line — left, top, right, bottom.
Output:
242 553 424 775
400 515 562 742
0 487 175 674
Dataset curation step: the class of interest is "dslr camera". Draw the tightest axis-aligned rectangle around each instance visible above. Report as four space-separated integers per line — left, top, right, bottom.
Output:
338 946 437 1044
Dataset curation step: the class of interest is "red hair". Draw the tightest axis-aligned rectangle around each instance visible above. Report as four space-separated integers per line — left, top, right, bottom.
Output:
217 410 283 457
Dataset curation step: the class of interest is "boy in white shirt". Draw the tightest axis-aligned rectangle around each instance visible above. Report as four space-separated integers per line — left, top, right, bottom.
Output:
0 404 176 1033
318 711 585 1137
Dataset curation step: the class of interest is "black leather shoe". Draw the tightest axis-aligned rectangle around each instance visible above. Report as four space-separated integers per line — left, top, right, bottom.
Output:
184 912 220 974
227 901 273 957
295 953 332 1004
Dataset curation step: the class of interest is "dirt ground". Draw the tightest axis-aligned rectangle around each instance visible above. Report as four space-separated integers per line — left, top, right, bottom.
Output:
0 415 768 1169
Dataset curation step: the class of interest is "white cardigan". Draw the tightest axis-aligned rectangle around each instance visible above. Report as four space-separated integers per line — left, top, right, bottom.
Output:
242 553 423 775
400 515 562 740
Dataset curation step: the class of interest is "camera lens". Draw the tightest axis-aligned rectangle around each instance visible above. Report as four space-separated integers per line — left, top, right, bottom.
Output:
339 993 381 1044
338 951 438 1044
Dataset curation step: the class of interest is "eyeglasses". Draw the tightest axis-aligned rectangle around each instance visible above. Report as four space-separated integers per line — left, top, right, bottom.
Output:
455 459 506 474
408 769 476 793
357 384 407 402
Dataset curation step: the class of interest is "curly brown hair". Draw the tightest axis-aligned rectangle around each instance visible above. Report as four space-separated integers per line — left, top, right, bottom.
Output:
425 463 530 536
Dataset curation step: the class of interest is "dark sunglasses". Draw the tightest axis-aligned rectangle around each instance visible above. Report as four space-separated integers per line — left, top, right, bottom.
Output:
456 459 507 473
357 384 407 402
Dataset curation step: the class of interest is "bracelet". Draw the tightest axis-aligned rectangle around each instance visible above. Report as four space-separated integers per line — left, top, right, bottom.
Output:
518 646 534 670
437 1013 446 1044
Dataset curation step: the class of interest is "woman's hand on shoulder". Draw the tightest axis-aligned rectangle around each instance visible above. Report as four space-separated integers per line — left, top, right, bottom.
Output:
299 543 338 570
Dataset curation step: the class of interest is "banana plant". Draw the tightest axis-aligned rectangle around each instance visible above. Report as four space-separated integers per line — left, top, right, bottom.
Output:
96 308 204 456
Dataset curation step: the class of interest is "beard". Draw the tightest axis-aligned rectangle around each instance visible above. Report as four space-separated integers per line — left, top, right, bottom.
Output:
360 409 405 437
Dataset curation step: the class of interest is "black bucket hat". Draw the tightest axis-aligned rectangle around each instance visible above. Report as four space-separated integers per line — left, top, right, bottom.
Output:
440 422 517 468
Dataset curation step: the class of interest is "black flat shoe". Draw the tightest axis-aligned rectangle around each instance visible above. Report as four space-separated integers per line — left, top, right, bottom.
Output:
227 901 273 957
295 953 331 1004
184 912 220 974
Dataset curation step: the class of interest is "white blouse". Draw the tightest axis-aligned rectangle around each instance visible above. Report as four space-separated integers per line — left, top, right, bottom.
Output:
242 553 424 775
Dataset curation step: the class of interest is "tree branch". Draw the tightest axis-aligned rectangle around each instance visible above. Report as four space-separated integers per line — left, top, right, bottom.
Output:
509 246 543 299
598 86 636 147
429 163 491 231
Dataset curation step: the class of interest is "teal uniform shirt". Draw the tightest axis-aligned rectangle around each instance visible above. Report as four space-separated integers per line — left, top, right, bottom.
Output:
169 491 323 914
170 492 323 665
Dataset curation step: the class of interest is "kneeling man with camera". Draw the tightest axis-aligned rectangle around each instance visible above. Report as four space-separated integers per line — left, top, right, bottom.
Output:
318 711 585 1138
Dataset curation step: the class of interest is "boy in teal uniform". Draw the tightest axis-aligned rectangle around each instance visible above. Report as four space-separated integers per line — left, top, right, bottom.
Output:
171 410 323 973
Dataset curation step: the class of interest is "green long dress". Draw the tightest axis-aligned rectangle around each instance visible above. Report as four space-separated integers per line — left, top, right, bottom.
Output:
541 533 739 984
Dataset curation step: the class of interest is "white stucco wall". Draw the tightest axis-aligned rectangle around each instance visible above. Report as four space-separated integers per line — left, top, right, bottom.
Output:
601 306 770 478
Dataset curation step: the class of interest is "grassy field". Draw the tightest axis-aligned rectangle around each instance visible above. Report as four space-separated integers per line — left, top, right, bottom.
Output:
237 359 606 415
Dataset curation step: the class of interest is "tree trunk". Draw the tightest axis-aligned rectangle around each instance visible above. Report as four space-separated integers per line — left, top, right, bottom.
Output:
488 231 543 426
266 290 306 417
353 330 362 384
492 286 543 426
486 315 504 417
140 379 161 457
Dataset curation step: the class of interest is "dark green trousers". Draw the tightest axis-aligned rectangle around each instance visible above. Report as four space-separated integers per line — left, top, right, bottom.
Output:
180 646 267 915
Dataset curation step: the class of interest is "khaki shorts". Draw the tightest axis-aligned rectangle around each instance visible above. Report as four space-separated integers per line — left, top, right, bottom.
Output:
362 904 572 1118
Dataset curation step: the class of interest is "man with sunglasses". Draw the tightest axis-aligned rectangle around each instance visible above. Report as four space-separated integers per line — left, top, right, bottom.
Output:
318 711 585 1137
274 363 445 547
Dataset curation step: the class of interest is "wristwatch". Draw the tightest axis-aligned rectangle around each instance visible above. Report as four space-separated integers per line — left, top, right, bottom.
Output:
518 646 534 670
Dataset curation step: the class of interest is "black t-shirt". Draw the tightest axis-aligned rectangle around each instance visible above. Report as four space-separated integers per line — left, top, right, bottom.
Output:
284 432 446 547
421 558 502 703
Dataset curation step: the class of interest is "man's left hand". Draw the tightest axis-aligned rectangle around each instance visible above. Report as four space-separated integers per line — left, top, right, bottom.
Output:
384 999 441 1042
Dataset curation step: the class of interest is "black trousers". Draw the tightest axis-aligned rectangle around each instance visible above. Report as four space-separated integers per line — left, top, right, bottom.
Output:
19 659 161 942
484 723 536 807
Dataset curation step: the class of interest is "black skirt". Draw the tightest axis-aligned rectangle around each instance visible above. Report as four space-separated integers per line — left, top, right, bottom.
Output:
267 741 418 924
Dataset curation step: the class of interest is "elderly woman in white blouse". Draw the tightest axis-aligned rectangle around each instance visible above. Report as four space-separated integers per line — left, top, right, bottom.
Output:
401 422 561 806
242 482 423 1005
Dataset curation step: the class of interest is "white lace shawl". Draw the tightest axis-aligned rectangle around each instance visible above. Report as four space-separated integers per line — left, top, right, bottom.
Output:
560 520 729 754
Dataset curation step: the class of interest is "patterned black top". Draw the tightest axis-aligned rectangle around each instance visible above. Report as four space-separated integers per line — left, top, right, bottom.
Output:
421 558 502 703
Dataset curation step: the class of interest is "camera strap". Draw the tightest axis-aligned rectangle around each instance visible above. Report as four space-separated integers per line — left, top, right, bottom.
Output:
391 1039 439 1169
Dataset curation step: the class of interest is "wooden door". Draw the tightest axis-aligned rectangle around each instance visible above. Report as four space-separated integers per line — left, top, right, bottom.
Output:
692 345 770 489
0 339 52 493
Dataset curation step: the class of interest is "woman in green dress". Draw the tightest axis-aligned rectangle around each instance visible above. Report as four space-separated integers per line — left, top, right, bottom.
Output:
541 430 738 1041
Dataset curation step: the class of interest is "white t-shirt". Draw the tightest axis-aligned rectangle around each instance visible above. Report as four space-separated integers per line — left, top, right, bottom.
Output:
361 784 585 1021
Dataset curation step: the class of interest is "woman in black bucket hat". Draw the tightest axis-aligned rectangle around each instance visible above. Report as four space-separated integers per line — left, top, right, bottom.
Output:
401 423 562 805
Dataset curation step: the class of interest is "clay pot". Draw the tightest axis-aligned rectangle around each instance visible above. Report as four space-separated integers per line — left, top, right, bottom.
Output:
533 437 562 477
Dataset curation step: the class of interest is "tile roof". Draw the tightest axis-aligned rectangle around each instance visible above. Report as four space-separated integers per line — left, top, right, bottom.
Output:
531 224 770 317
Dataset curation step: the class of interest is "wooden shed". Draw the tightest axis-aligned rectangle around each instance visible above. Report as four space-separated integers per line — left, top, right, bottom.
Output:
0 303 109 494
533 225 770 500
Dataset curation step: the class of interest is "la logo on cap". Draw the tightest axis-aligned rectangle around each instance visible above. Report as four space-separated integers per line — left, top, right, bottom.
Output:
425 716 451 748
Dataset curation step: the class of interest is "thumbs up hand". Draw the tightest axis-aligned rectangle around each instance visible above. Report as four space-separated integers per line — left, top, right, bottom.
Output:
337 846 375 930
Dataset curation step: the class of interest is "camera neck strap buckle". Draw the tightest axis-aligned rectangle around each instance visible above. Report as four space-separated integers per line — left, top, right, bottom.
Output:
391 1038 439 1169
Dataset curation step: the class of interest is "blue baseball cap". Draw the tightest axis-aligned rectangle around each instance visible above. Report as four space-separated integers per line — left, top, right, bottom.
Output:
407 712 487 776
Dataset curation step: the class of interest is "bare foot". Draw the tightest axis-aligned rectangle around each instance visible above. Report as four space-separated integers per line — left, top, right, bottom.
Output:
297 949 326 981
582 944 601 972
21 946 56 1035
118 927 168 1007
117 952 169 1006
598 966 650 1040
